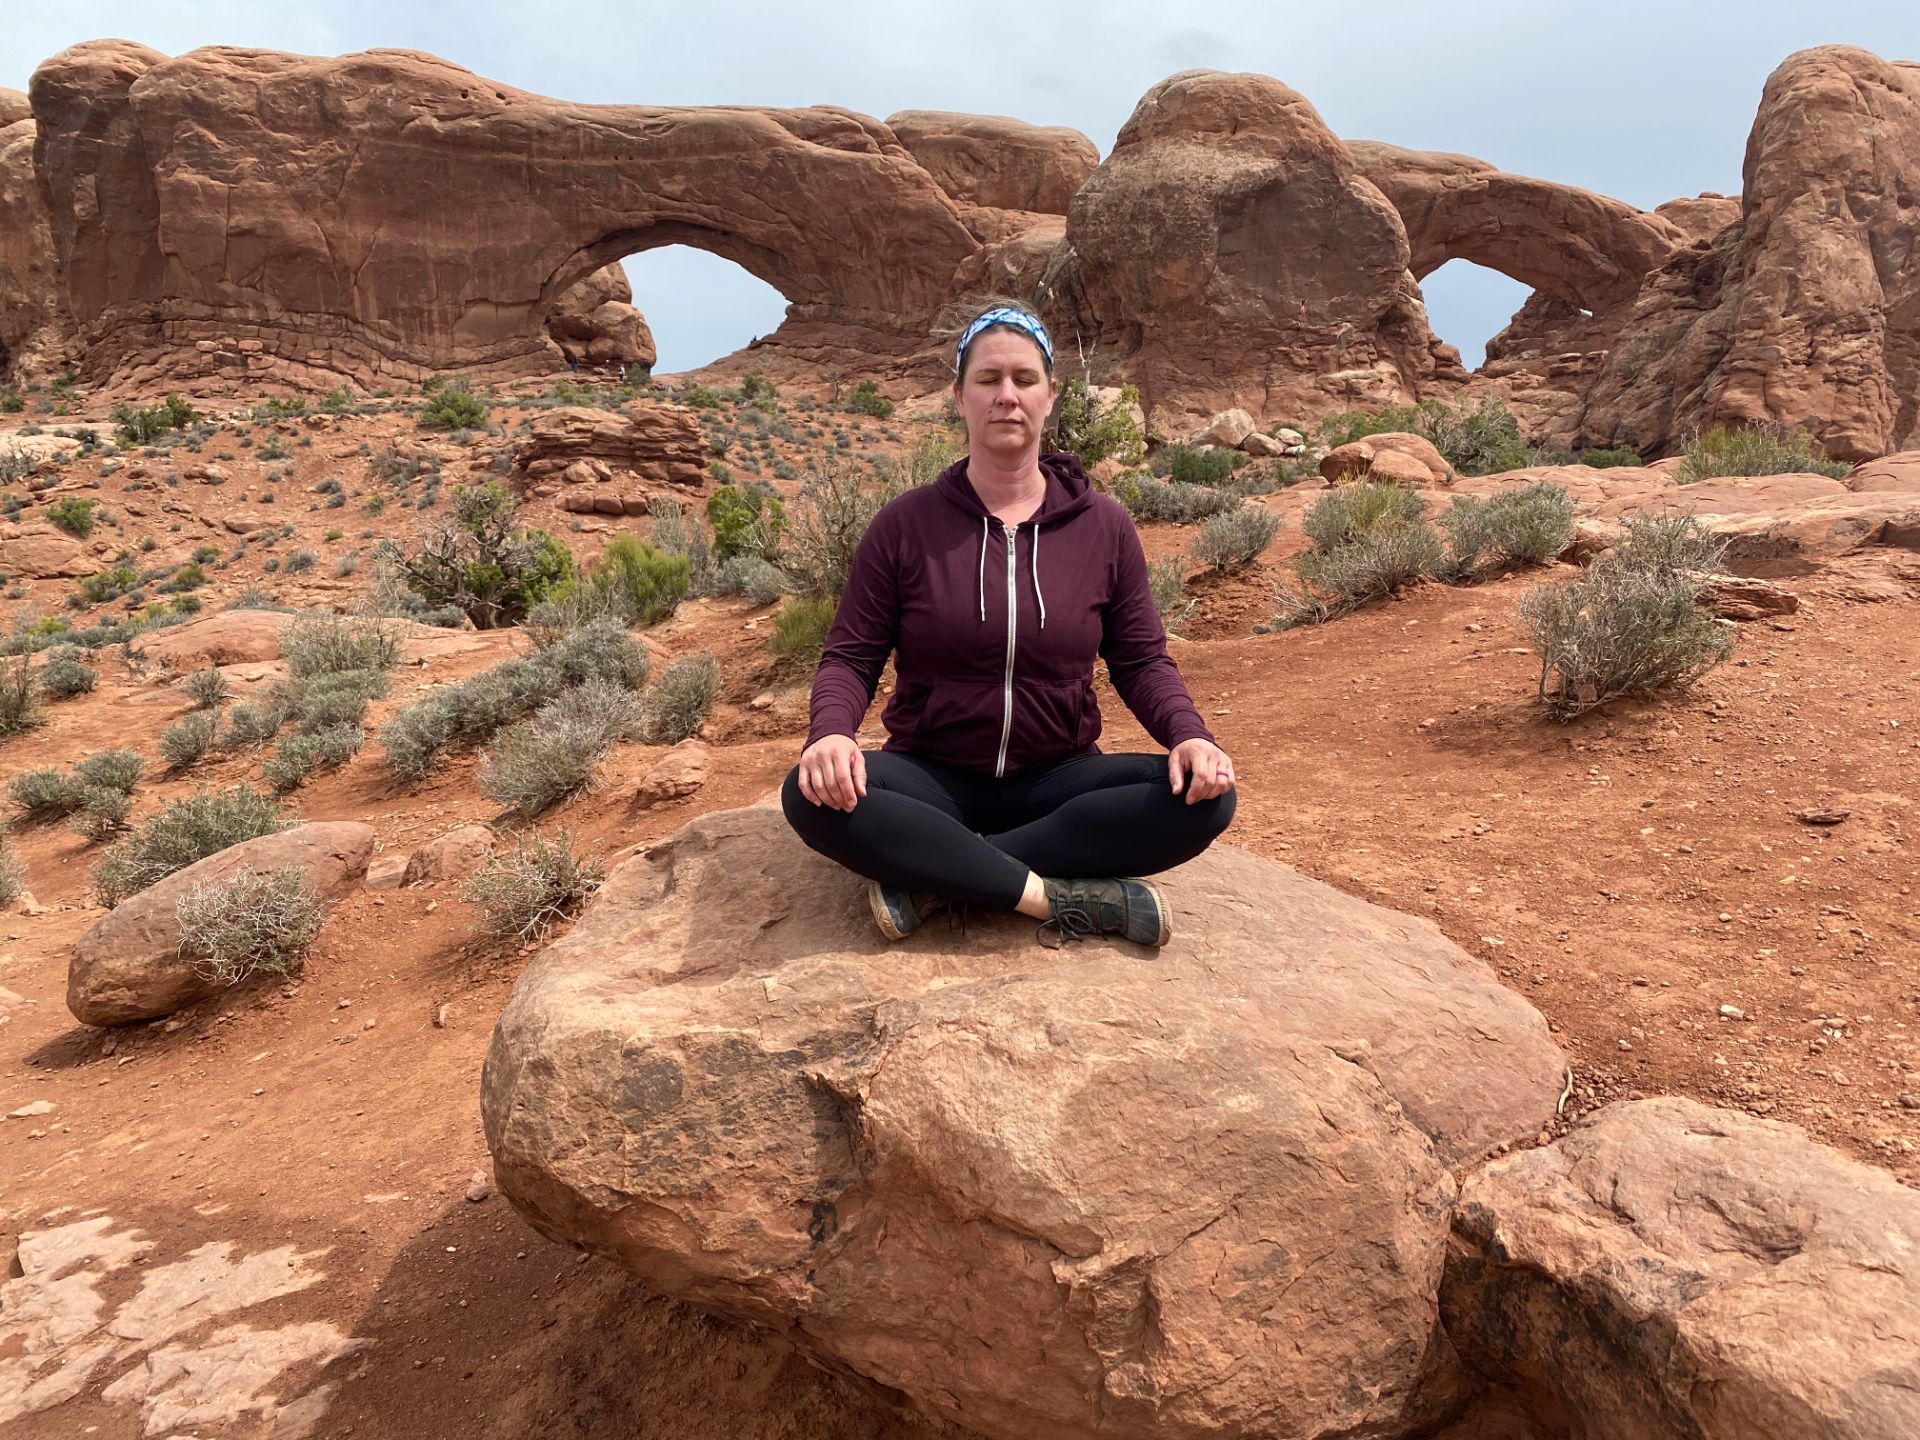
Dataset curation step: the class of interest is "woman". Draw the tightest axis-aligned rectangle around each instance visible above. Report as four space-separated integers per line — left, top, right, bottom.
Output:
781 302 1237 947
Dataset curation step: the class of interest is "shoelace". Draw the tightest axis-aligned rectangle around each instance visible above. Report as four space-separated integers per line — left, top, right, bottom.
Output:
1036 905 1097 949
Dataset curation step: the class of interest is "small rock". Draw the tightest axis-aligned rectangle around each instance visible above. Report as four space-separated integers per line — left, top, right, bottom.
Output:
9 1099 54 1118
1719 1004 1747 1021
1791 806 1851 826
365 854 410 891
466 1170 493 1203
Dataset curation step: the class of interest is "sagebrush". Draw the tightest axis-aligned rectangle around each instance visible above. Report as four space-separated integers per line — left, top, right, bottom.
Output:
462 828 606 940
176 865 329 986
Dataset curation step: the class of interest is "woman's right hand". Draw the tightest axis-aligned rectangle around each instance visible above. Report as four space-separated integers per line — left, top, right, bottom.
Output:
798 735 868 812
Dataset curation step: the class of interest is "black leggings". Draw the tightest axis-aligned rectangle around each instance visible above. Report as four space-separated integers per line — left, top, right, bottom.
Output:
781 750 1236 911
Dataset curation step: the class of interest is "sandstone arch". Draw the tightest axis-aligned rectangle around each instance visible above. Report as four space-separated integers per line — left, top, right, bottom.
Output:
28 42 980 391
1347 141 1684 316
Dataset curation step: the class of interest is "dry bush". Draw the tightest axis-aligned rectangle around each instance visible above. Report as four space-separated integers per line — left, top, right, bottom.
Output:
1148 555 1196 634
221 698 289 749
1675 423 1852 484
1520 518 1737 720
462 828 605 940
93 785 288 906
641 654 719 744
185 667 233 710
284 669 387 731
783 457 904 599
280 612 399 677
1192 507 1281 572
478 680 638 816
1440 482 1576 578
75 749 144 795
159 711 219 770
176 865 329 986
705 555 789 606
1268 483 1442 626
1109 474 1241 524
0 832 22 907
7 768 85 823
39 649 98 698
261 723 365 792
68 785 132 842
0 656 40 740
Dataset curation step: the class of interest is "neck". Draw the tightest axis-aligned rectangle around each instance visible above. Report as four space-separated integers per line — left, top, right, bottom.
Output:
966 449 1045 506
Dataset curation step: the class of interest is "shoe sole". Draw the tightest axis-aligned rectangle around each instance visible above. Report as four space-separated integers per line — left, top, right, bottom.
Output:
868 882 911 942
1132 878 1173 947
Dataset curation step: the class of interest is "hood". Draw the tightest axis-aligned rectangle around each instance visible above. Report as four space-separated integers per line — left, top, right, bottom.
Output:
934 451 1099 529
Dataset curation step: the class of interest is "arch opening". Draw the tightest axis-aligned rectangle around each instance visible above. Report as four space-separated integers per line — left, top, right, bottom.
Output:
1416 259 1534 373
619 246 791 377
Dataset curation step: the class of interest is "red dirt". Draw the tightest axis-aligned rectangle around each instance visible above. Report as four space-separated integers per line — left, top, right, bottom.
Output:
2 392 1915 1437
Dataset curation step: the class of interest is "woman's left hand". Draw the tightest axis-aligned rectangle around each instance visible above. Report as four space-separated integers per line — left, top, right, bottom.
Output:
1168 738 1236 804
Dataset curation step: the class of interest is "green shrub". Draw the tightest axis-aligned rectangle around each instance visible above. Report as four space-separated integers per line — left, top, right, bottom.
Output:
1109 475 1240 525
185 667 233 710
1579 446 1644 469
418 379 489 431
1439 482 1576 579
1675 424 1852 483
166 562 207 592
284 668 387 732
283 549 317 574
1049 381 1145 467
111 395 196 447
75 749 143 795
375 482 573 629
478 679 637 816
1192 507 1281 572
280 612 399 678
1163 445 1237 487
706 483 788 563
0 833 23 905
80 565 137 603
93 785 288 906
577 535 690 626
1521 561 1735 720
844 380 895 419
7 768 86 822
261 722 364 792
644 500 714 588
0 657 39 738
1148 555 1195 634
769 595 836 664
175 865 329 985
159 711 219 770
462 828 605 940
642 654 719 744
47 497 96 538
1269 482 1442 625
40 649 98 698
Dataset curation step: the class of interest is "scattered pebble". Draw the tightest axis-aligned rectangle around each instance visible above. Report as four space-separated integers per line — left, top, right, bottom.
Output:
8 1100 54 1118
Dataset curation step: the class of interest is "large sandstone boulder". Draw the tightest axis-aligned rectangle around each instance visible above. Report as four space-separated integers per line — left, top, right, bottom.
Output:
130 609 288 669
885 110 1098 216
482 803 1566 1440
28 42 977 391
402 824 495 886
0 523 95 579
1445 1097 1920 1439
0 114 69 381
1582 46 1920 461
1046 70 1447 423
544 264 656 371
511 404 707 515
1321 431 1452 487
67 822 373 1026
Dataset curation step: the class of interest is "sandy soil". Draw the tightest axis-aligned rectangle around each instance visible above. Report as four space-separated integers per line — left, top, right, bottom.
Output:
1 391 1915 1437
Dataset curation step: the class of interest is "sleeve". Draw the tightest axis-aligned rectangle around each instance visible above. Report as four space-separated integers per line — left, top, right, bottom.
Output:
1098 509 1215 752
804 510 900 749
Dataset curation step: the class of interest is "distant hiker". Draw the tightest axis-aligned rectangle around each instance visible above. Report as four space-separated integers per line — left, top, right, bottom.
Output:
783 299 1237 947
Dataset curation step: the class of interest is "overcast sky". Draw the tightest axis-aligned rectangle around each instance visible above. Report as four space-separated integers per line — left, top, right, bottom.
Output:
6 3 1915 372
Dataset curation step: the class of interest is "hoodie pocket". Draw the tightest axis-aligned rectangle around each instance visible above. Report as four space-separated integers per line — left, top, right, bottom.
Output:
1008 678 1090 772
909 677 1008 768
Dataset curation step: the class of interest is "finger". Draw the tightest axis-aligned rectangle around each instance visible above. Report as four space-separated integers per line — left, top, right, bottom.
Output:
1168 749 1185 795
799 765 819 806
852 748 868 799
830 751 857 811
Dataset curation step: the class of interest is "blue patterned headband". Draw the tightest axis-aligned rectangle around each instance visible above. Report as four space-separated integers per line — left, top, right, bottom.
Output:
955 307 1055 374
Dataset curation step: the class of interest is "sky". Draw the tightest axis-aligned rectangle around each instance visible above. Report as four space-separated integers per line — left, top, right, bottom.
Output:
6 3 1916 373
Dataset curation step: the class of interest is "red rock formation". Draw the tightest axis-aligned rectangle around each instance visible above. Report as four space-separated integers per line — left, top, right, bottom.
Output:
511 404 707 516
1045 70 1452 424
544 265 657 373
885 110 1098 216
0 104 71 380
1581 46 1920 461
28 42 976 392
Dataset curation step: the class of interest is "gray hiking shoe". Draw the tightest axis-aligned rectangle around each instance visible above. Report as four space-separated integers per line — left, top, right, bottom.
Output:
868 881 946 941
1038 877 1172 949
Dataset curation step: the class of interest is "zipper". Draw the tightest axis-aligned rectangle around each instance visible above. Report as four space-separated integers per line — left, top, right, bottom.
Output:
994 523 1018 777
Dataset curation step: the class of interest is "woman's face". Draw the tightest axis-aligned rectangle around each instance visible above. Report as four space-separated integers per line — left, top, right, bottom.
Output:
954 329 1057 462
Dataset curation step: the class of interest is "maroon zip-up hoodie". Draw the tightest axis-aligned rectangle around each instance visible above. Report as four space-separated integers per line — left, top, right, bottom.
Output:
805 453 1215 776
